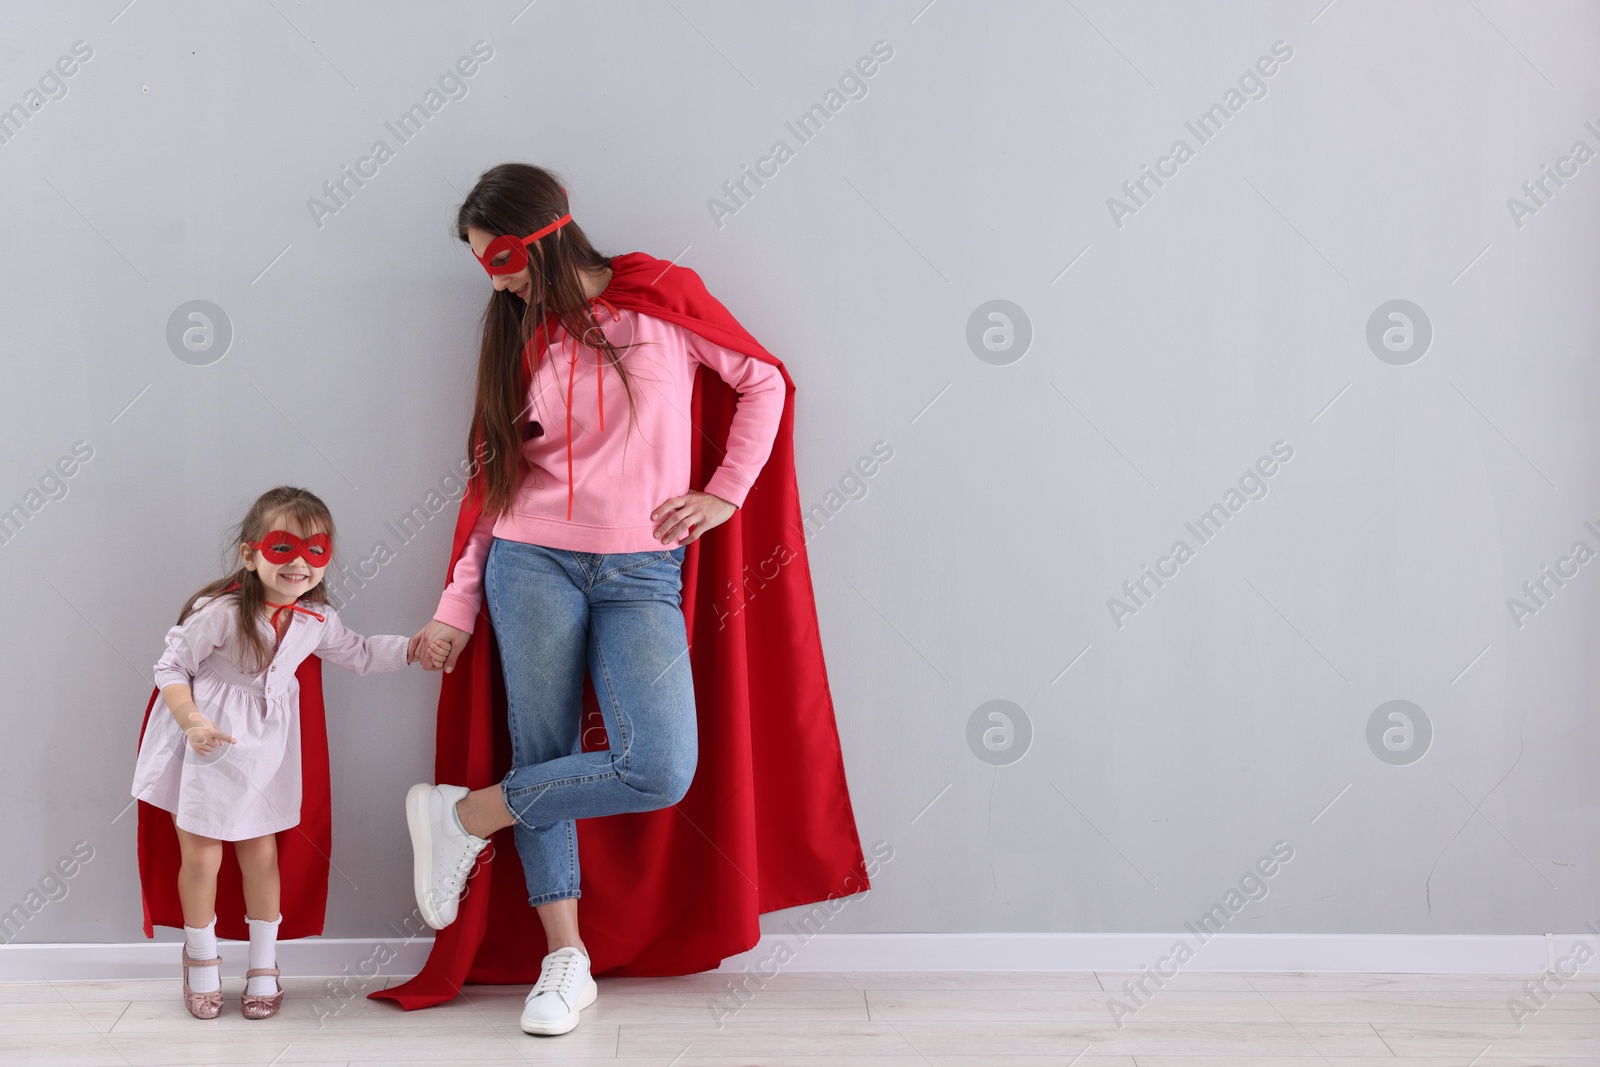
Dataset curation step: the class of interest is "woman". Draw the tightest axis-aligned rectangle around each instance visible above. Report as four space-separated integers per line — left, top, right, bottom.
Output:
390 164 867 1036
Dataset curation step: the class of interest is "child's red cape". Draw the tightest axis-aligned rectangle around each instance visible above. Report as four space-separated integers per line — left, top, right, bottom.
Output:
136 649 334 941
371 252 868 1009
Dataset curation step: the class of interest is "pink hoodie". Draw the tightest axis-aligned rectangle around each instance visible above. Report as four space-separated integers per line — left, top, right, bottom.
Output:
434 297 785 634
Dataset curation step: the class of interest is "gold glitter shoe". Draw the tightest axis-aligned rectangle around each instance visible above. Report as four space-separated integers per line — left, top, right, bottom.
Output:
241 965 283 1020
181 952 223 1020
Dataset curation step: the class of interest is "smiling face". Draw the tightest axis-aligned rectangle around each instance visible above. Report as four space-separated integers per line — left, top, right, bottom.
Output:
240 512 329 603
466 225 536 304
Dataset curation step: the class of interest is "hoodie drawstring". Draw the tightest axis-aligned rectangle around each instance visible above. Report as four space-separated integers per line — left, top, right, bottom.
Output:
551 295 620 521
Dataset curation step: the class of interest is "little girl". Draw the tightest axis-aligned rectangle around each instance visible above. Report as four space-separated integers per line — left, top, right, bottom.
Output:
131 486 416 1020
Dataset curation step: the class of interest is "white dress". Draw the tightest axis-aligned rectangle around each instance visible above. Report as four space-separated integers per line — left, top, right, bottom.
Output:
131 593 409 841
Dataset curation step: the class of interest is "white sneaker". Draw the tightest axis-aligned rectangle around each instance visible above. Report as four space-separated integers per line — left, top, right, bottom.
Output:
405 783 488 930
519 945 597 1036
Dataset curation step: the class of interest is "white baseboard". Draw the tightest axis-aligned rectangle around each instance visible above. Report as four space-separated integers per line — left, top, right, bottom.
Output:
0 932 1583 983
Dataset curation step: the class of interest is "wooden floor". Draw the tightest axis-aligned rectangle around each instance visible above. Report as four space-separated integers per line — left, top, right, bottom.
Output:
2 968 1597 1065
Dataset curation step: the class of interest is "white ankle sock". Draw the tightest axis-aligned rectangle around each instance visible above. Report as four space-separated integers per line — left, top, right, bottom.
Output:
246 915 282 996
183 920 220 994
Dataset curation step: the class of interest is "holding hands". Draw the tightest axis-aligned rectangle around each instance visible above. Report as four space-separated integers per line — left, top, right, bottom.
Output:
409 620 470 673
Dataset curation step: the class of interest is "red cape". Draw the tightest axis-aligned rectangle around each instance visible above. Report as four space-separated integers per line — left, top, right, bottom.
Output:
373 252 868 1009
136 653 333 940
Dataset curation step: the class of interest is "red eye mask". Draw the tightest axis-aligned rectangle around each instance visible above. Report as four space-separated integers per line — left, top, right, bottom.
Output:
249 530 331 567
475 187 573 276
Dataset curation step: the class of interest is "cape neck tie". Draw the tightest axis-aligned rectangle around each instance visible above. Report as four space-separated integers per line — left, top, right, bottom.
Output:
263 598 325 643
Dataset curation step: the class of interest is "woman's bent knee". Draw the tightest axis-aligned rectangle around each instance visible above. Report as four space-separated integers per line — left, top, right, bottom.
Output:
624 760 695 808
663 773 692 806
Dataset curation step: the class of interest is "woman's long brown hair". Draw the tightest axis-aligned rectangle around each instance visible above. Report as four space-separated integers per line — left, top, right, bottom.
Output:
457 163 643 518
176 486 335 675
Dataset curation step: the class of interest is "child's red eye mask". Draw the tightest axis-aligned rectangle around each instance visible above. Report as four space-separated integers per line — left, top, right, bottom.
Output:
249 530 331 567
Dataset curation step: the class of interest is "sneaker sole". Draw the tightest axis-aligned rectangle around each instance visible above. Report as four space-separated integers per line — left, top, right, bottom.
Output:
519 977 597 1036
405 783 450 931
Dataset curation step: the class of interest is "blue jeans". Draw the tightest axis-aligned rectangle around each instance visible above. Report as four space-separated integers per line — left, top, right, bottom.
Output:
483 538 697 906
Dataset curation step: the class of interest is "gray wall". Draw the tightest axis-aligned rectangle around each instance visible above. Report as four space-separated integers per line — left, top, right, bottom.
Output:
3 0 1597 948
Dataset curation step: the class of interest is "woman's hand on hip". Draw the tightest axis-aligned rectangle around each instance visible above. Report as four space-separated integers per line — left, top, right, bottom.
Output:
409 619 471 673
652 490 734 546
